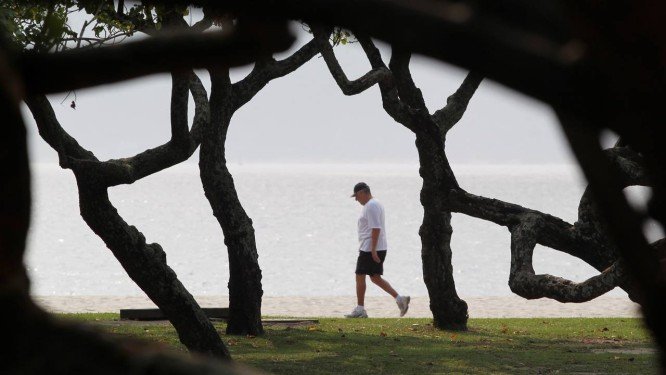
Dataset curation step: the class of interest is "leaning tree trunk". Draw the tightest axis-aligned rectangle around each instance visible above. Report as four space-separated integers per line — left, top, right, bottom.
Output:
199 72 263 336
25 69 231 359
1 47 247 373
415 129 469 330
196 38 320 336
76 180 230 358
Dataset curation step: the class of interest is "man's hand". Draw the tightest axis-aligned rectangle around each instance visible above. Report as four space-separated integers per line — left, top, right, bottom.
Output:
371 228 381 263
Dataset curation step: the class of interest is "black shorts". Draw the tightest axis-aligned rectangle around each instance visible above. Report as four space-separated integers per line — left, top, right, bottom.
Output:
355 250 387 275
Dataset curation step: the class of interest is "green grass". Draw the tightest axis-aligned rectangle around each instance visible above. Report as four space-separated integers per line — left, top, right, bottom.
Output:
59 314 658 374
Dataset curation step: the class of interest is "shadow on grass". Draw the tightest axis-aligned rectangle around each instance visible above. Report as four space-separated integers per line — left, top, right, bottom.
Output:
65 315 657 374
223 319 657 374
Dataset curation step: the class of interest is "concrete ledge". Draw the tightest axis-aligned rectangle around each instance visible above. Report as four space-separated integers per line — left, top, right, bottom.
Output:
119 307 229 321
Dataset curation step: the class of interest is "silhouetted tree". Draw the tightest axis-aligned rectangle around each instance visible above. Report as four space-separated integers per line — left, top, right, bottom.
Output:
314 26 652 331
14 3 325 338
198 20 321 335
314 27 479 329
15 4 230 358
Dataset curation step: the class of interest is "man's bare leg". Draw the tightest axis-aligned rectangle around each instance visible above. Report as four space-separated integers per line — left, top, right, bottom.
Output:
356 274 367 306
369 275 398 298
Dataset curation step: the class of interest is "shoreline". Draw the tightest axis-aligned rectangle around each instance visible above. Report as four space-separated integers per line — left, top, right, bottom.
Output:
33 295 641 318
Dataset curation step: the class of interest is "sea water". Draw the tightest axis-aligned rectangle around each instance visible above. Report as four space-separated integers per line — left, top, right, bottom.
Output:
25 163 628 297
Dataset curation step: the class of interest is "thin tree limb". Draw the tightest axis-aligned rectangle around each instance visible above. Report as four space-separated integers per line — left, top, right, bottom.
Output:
388 47 427 111
216 0 577 111
432 71 484 135
312 26 392 96
354 34 419 130
24 96 98 164
232 37 320 108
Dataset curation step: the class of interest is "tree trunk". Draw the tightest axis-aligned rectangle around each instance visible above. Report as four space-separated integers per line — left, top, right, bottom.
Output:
198 159 264 335
199 76 263 335
76 179 230 359
415 131 468 330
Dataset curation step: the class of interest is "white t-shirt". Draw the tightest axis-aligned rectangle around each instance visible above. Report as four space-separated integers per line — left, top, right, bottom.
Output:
358 198 387 252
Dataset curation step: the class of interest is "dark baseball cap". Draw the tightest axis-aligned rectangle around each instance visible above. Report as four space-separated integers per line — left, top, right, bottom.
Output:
350 182 370 197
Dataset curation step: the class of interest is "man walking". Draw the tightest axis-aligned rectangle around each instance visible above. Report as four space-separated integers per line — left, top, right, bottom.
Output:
345 182 410 318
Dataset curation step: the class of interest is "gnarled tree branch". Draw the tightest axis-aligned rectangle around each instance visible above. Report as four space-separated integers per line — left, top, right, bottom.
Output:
312 26 393 96
24 95 98 164
509 214 624 302
26 68 229 358
27 72 208 187
354 34 420 130
233 37 320 108
388 47 427 111
432 71 483 135
446 145 654 301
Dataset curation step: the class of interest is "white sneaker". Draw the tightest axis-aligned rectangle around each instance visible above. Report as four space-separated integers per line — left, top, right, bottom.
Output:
344 306 368 318
396 295 410 317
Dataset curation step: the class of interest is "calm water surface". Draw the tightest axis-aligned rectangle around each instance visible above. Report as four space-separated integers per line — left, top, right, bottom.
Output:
26 163 629 298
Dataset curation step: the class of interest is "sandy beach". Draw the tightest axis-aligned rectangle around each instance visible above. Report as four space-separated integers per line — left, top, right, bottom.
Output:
34 295 640 318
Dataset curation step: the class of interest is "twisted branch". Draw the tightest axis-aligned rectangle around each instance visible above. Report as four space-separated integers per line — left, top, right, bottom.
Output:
26 71 207 187
312 26 393 96
509 214 625 302
233 37 320 108
432 71 484 135
446 146 653 301
388 48 427 111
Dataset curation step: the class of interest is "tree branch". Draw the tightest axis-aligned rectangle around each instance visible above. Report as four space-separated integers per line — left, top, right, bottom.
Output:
432 71 483 135
171 71 192 144
26 72 207 187
188 71 210 143
388 47 427 111
557 110 661 300
445 188 600 260
508 215 624 302
444 143 655 301
24 95 98 165
354 34 419 130
312 26 392 96
217 0 578 112
232 37 320 108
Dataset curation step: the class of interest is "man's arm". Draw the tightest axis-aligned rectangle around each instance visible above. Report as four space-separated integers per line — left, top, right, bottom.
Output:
371 228 381 263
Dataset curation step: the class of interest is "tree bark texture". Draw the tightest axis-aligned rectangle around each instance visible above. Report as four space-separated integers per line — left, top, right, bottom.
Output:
75 180 230 358
446 145 650 303
198 38 319 335
199 71 264 335
415 130 469 330
25 72 230 359
199 142 264 335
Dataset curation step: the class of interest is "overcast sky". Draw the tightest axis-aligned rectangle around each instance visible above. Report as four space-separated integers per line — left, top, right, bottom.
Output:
23 23 578 166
